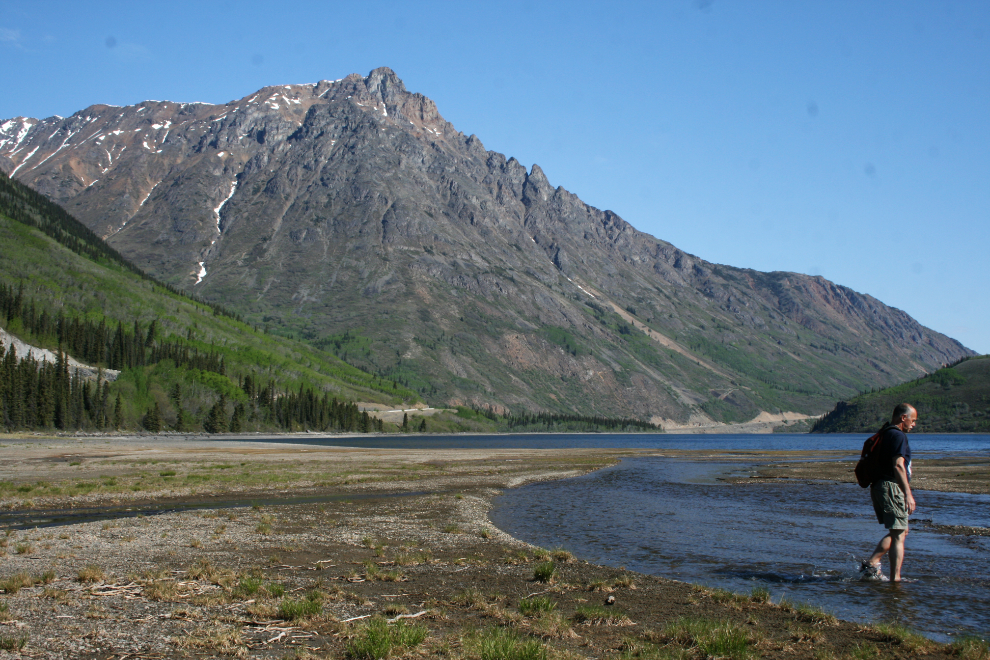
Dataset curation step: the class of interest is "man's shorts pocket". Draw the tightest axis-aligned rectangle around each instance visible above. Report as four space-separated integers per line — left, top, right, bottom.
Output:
871 480 909 530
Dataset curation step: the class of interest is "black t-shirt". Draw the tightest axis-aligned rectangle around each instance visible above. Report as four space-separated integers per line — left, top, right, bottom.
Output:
875 426 911 483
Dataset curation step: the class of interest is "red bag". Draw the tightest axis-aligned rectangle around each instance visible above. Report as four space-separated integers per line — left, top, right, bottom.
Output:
854 429 885 488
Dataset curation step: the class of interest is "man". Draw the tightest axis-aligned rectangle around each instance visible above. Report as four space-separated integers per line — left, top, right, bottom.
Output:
861 403 917 582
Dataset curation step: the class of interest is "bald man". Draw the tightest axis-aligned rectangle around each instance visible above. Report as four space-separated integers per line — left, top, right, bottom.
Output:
861 403 917 582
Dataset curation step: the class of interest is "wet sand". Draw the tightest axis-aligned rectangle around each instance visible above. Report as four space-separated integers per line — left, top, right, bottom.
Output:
0 435 984 658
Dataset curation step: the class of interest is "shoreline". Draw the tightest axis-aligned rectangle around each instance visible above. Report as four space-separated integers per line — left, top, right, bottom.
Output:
0 439 985 658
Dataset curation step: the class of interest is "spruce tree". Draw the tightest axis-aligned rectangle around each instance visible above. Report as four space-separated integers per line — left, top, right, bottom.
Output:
229 402 244 433
99 381 110 429
113 392 123 430
401 412 409 433
144 402 162 432
203 395 228 434
145 320 157 347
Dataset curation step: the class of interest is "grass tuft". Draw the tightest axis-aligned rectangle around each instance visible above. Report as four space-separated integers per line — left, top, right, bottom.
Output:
573 604 632 626
77 565 106 583
519 596 557 616
346 616 427 659
235 576 262 598
0 635 27 651
533 560 557 583
178 625 244 654
950 636 990 660
750 586 771 603
472 626 547 660
661 617 750 659
394 551 430 566
277 594 322 621
870 622 936 653
795 602 838 627
0 572 34 594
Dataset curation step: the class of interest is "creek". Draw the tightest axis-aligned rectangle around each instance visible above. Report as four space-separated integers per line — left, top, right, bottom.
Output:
491 454 990 642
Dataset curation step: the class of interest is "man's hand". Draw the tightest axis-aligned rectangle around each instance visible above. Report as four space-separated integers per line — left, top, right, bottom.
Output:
894 456 916 514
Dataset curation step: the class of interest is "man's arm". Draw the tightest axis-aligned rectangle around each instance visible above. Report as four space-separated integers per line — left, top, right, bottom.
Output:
893 456 916 514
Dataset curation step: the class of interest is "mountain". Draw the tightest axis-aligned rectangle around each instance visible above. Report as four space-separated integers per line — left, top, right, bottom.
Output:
0 170 418 431
1 68 975 423
811 355 990 433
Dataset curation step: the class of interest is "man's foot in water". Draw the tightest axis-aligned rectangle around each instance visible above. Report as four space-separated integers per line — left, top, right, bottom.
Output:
859 560 885 582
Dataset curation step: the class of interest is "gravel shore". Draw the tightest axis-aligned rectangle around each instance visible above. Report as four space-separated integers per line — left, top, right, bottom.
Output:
0 436 983 659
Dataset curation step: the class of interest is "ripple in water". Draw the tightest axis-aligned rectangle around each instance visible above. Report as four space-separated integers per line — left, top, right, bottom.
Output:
491 456 990 641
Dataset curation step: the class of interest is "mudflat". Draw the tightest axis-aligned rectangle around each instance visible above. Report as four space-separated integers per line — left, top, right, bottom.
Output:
0 435 984 659
720 449 990 495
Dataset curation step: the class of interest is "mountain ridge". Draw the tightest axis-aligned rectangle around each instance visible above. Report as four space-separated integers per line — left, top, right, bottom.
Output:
1 68 974 421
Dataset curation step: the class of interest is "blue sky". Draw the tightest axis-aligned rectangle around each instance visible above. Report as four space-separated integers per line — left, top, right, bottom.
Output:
2 1 988 353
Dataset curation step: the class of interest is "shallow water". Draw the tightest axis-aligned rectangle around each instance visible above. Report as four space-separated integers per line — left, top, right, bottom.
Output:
491 456 990 641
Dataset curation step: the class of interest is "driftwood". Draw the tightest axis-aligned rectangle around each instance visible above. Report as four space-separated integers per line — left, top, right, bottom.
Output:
387 610 428 623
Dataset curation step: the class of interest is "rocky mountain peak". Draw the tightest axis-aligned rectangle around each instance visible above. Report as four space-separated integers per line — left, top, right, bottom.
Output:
0 69 974 422
365 66 407 99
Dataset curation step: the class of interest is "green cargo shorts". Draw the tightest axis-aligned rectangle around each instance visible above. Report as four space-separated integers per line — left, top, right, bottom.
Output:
871 480 909 530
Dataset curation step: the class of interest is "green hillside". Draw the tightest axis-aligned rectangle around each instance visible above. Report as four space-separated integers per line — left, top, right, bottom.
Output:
0 171 419 432
810 355 990 433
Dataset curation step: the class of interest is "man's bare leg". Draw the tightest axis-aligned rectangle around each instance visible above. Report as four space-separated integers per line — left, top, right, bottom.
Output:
888 528 908 581
868 534 891 568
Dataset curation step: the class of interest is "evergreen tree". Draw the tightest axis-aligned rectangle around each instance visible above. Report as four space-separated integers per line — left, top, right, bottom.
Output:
145 320 158 347
229 402 244 433
113 392 123 430
169 382 182 407
99 381 110 429
203 395 228 433
143 402 162 432
401 412 409 433
418 417 427 432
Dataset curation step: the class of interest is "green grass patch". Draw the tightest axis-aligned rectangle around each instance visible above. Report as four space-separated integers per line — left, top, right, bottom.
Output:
950 636 990 660
661 617 750 659
750 586 771 603
346 616 427 659
471 626 546 660
277 593 322 620
235 577 262 597
518 596 557 616
0 634 27 651
532 560 557 583
0 572 35 594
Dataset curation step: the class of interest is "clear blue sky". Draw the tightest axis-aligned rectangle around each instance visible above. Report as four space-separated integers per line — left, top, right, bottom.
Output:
2 1 988 353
